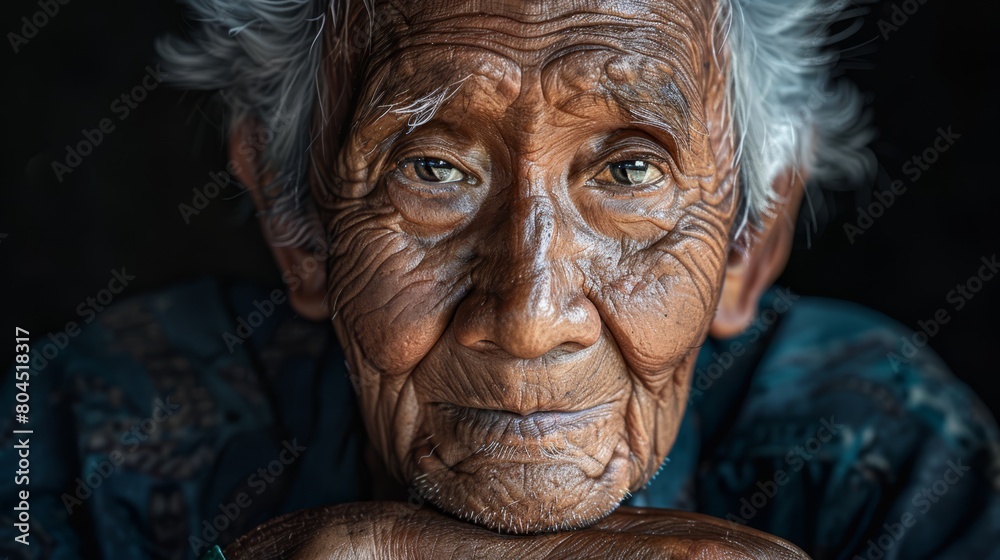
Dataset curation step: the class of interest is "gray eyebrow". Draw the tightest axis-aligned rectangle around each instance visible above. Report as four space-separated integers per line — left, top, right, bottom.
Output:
611 79 701 150
379 76 471 134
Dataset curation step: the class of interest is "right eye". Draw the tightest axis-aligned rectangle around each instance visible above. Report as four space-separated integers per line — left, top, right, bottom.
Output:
596 160 664 187
399 158 469 184
386 156 488 233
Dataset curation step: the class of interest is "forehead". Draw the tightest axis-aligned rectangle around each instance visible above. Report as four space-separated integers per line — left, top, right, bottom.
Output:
368 0 716 57
357 0 717 127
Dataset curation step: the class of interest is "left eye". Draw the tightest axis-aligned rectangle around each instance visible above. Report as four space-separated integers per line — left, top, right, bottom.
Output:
399 158 467 184
595 160 664 187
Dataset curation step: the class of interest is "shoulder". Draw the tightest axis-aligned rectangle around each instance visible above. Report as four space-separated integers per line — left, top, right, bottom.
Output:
10 277 340 458
701 291 1000 555
10 278 271 455
28 276 238 378
749 293 998 458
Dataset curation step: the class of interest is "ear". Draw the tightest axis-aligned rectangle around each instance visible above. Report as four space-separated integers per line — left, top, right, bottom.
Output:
229 124 331 321
710 168 806 339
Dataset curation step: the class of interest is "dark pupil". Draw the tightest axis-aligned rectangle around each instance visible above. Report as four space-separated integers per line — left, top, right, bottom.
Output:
609 161 649 185
414 158 454 182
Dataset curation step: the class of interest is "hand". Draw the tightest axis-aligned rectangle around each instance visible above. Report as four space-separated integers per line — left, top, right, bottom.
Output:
222 502 810 559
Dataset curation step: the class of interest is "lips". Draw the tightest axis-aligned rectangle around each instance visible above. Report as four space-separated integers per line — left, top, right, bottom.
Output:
423 402 618 475
439 402 611 439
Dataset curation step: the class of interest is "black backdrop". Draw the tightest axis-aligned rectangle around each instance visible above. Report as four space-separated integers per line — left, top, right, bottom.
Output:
2 0 998 417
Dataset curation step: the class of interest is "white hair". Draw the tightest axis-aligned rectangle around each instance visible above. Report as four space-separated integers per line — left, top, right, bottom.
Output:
717 0 875 240
157 0 874 246
156 0 348 248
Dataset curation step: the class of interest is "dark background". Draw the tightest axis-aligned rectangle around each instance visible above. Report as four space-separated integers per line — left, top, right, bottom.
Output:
2 0 998 417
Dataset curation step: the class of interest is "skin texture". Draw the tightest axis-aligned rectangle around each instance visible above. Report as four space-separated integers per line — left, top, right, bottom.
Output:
229 0 809 553
224 502 810 559
316 0 737 533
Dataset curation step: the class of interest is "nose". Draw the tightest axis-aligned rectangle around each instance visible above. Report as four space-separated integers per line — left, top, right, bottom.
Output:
453 194 601 359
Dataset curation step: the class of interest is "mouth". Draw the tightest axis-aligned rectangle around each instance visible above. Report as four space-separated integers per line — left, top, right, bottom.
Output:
415 400 625 484
431 403 614 464
409 400 633 533
400 350 641 533
435 403 611 448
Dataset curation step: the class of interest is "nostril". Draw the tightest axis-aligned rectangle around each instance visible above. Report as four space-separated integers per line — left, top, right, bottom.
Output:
453 253 602 357
453 292 490 346
467 339 502 352
554 341 589 355
528 341 592 362
454 291 602 358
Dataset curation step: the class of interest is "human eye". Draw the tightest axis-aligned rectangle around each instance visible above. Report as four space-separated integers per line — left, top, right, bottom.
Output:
592 159 665 188
398 157 475 185
384 153 488 233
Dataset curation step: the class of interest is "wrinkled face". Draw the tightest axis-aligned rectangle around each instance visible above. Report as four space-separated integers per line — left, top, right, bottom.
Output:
322 0 737 533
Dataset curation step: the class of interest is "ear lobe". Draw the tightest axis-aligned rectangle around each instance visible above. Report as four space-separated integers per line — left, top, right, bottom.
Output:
710 168 805 339
228 124 331 321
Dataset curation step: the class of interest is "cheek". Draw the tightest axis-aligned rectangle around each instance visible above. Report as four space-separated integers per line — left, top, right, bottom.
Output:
593 218 728 385
328 205 470 376
602 273 709 383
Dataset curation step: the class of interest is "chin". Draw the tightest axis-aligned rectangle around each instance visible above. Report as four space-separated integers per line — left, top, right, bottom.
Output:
405 401 644 534
354 325 699 534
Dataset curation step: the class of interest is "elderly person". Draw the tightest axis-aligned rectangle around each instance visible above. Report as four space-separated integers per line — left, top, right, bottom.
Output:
3 0 998 558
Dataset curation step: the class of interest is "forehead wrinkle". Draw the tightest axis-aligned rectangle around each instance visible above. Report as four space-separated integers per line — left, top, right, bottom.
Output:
539 49 696 153
378 0 711 28
372 0 707 67
369 0 716 63
351 0 718 164
354 47 520 144
371 47 518 105
364 0 715 113
386 5 647 41
377 31 643 80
